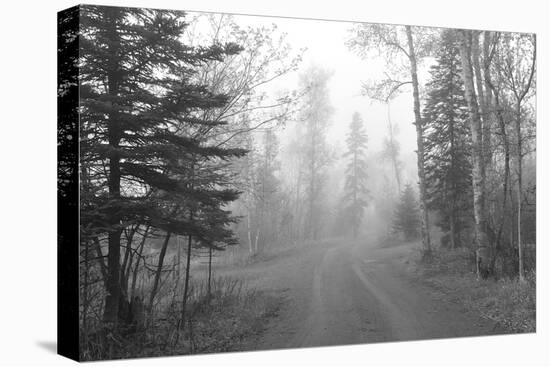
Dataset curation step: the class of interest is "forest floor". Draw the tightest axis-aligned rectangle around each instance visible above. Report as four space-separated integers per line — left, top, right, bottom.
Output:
215 235 514 353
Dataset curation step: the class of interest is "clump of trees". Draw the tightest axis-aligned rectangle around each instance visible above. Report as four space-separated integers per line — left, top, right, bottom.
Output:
349 26 536 279
69 6 304 360
78 3 247 345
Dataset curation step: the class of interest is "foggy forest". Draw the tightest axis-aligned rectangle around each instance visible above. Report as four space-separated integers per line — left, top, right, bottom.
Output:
57 5 536 361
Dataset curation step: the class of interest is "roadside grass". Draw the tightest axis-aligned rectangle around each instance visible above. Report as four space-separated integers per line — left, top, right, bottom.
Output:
80 276 281 361
175 277 282 354
411 247 535 333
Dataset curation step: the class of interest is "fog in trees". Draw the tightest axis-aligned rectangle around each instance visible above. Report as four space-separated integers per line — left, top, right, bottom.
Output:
64 6 536 360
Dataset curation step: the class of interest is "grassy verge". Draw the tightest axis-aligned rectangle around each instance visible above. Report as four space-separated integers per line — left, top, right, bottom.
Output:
410 247 535 333
80 276 282 361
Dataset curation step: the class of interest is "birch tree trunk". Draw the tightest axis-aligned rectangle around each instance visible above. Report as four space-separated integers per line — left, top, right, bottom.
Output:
457 30 490 265
405 26 432 257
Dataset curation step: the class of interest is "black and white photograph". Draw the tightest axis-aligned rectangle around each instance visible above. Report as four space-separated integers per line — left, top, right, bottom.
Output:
58 5 537 361
55 3 539 362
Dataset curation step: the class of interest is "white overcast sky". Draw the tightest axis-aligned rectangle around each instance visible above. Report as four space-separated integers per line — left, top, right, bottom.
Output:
188 11 428 173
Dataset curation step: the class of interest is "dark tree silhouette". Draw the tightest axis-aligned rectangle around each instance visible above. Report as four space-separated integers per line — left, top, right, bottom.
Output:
78 5 245 327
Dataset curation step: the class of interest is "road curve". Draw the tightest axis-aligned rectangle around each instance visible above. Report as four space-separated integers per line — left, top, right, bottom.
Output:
243 236 505 351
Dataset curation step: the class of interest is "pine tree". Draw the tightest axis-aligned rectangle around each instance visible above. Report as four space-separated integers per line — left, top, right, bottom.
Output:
393 184 421 241
78 5 245 327
423 29 472 248
342 112 369 238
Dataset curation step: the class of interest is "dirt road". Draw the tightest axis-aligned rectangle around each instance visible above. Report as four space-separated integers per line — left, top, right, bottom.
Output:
233 236 505 351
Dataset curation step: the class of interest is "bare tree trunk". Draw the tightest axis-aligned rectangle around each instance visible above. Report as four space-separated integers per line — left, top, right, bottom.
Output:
93 237 108 283
405 25 432 257
482 31 495 169
130 226 150 300
514 38 535 281
309 128 317 240
483 47 510 272
181 233 193 329
103 8 124 327
82 241 90 337
148 232 172 313
294 167 302 241
515 102 524 281
458 30 490 274
207 246 213 300
386 102 402 194
247 210 254 254
254 228 260 254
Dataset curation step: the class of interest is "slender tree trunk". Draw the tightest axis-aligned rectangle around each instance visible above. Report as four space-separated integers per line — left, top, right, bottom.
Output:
386 102 402 194
103 8 124 326
176 235 181 281
130 226 149 300
82 241 90 336
207 246 213 300
247 210 254 254
148 232 172 313
449 205 457 249
181 233 193 329
295 167 302 241
484 51 510 270
121 225 137 287
515 102 524 281
181 160 196 328
93 237 108 283
405 25 432 257
458 30 490 260
309 127 317 240
482 31 494 169
496 100 510 264
254 228 260 254
512 36 535 281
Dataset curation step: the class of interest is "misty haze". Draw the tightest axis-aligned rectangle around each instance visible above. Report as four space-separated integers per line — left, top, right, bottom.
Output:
58 5 536 361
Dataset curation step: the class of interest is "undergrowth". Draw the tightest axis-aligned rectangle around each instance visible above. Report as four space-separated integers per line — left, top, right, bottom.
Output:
412 247 535 333
80 276 281 361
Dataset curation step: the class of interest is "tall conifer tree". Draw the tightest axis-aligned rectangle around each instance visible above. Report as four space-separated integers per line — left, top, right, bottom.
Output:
423 29 472 248
79 5 245 326
342 112 369 238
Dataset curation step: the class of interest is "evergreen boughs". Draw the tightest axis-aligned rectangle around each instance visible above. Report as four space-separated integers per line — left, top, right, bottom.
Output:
78 5 246 324
422 29 472 247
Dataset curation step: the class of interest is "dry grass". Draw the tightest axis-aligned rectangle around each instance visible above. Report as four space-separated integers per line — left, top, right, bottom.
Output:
412 248 536 333
80 276 282 361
